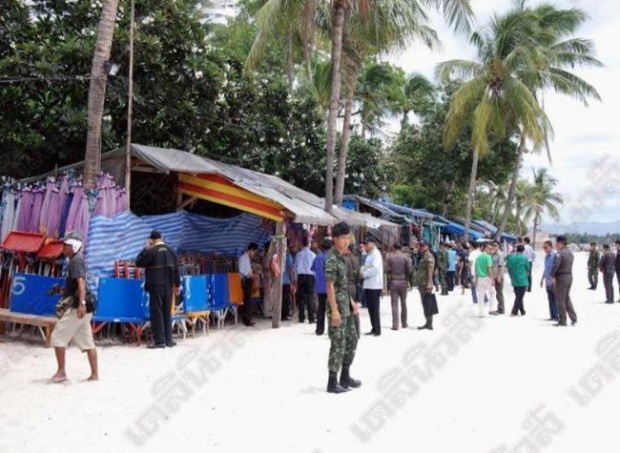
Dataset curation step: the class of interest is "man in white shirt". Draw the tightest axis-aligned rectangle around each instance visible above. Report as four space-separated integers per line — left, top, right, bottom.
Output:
361 235 384 336
523 237 536 292
295 238 317 323
468 241 482 304
239 243 259 326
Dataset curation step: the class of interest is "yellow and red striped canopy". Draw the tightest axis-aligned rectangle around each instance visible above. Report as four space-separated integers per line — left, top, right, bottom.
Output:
178 173 285 221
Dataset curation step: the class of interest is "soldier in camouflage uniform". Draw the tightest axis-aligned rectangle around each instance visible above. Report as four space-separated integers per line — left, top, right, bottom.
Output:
417 241 436 330
587 242 600 290
438 243 449 295
324 222 361 394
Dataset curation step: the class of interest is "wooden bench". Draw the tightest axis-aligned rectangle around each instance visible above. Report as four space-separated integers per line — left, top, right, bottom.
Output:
0 308 57 347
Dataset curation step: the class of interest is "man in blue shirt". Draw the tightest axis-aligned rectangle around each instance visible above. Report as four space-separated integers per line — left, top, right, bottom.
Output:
447 244 457 291
311 239 332 335
540 240 559 321
295 238 316 323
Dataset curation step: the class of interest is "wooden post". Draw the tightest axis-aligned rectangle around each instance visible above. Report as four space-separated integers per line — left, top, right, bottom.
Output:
271 221 286 328
125 0 135 208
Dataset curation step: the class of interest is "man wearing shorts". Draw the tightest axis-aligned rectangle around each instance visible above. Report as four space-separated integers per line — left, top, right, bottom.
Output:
50 233 98 383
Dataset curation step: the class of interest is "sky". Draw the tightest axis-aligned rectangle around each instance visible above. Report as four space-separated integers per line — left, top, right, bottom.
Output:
392 0 620 225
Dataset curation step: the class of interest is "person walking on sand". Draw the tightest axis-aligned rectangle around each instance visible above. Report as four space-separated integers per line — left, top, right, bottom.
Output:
540 240 559 321
474 242 496 317
416 240 436 330
49 232 98 383
238 242 259 326
295 237 317 324
551 236 577 327
506 245 529 316
325 222 361 394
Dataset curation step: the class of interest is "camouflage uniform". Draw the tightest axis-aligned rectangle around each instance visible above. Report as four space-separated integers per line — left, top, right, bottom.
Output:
587 249 600 289
438 248 449 295
417 250 436 327
325 248 358 373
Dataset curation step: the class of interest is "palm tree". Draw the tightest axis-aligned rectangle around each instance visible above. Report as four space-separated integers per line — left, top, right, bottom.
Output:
329 0 473 208
400 72 436 127
437 2 600 242
436 9 552 241
494 2 601 238
513 179 535 236
84 0 120 190
522 168 562 247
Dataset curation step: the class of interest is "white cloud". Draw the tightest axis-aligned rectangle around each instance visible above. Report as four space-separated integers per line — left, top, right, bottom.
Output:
392 0 620 224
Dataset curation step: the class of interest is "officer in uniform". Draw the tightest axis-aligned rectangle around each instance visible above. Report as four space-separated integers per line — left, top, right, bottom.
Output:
438 242 449 295
386 242 413 330
343 245 361 338
417 240 436 330
324 222 360 394
587 242 600 290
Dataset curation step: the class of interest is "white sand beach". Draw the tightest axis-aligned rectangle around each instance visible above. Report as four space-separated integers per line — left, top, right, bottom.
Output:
1 251 619 453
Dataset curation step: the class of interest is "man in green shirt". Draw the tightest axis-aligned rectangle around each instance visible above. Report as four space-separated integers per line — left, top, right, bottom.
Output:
506 244 529 316
474 241 496 317
324 222 360 394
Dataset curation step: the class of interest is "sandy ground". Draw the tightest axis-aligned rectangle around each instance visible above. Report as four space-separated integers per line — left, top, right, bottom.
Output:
1 251 620 453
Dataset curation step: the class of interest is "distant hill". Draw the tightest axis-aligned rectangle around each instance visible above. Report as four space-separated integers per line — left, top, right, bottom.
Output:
543 221 620 235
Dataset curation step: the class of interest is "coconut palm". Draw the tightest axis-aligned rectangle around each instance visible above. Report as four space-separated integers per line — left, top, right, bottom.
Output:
399 72 436 127
522 168 562 247
328 0 473 209
493 2 601 238
84 0 120 189
437 2 600 242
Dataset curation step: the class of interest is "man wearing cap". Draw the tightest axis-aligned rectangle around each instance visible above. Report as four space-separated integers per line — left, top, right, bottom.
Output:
50 232 98 383
361 235 384 336
416 241 436 330
136 230 181 348
386 243 413 330
324 222 360 393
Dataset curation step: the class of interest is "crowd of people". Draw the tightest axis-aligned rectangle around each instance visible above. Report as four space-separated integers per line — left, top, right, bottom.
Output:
46 226 580 390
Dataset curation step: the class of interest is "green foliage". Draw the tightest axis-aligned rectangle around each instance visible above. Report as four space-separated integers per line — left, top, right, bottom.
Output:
338 135 388 199
388 88 518 215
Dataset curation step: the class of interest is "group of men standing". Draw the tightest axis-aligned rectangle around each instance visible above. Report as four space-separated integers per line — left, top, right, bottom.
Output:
588 241 620 304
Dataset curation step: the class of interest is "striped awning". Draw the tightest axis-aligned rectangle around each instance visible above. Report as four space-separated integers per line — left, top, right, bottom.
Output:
178 173 285 221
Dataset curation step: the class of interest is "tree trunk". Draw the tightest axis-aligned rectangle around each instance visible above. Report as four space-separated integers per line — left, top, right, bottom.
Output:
496 134 526 239
286 29 294 92
334 82 354 205
272 222 285 328
532 211 540 249
83 0 120 189
401 110 409 128
463 147 480 243
324 5 347 213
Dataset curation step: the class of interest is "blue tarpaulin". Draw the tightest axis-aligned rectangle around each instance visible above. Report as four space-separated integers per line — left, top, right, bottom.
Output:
85 211 271 282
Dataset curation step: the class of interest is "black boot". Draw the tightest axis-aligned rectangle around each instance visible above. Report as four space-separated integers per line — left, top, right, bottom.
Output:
417 315 433 330
327 371 350 394
340 365 362 389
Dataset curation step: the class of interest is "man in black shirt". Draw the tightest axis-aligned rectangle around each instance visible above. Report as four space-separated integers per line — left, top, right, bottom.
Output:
50 232 98 383
136 230 181 348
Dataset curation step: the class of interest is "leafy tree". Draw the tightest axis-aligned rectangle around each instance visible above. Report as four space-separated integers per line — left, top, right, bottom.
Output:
389 88 518 216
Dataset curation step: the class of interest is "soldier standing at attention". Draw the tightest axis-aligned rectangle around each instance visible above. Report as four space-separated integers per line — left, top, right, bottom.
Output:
587 242 600 290
416 241 436 330
386 243 413 330
343 245 361 338
325 222 360 394
599 244 615 304
438 242 449 295
551 235 577 327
